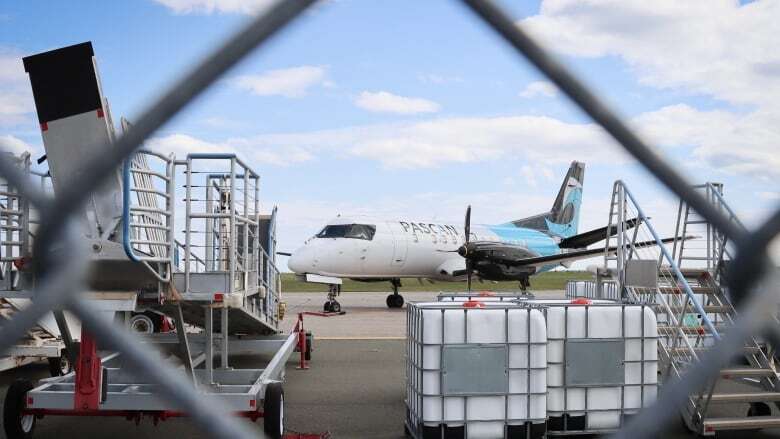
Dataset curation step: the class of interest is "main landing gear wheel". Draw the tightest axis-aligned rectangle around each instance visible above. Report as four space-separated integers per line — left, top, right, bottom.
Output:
48 351 72 377
3 379 35 439
323 300 341 313
264 382 284 439
386 294 404 308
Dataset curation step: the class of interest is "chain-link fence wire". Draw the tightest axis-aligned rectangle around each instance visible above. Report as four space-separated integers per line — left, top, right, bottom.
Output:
0 0 776 437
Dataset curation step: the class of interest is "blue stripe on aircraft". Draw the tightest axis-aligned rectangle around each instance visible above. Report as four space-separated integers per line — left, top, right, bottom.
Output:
487 225 559 257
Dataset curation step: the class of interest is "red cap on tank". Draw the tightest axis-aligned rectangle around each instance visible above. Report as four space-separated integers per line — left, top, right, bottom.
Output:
463 300 485 308
571 298 592 305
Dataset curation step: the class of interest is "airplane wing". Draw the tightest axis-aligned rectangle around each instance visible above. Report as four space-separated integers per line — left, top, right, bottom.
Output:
506 237 680 268
557 218 641 249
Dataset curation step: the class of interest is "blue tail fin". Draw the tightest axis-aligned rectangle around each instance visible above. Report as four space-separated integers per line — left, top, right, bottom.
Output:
509 161 585 238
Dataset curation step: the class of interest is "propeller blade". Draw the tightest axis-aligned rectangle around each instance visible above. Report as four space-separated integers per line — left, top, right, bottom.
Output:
464 205 473 292
464 205 471 245
276 251 292 257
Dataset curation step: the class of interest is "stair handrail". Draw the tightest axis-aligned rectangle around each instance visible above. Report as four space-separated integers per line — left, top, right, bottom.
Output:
616 180 721 340
122 148 175 283
704 183 744 230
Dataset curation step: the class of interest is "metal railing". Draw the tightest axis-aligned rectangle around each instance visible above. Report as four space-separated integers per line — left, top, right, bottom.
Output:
0 0 776 437
565 280 619 301
123 148 176 283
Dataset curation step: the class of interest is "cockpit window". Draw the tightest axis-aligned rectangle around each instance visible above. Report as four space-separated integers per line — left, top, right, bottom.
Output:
316 224 376 240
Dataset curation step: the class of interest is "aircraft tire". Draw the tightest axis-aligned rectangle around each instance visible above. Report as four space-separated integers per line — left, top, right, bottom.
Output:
387 294 404 308
323 301 332 312
330 301 341 313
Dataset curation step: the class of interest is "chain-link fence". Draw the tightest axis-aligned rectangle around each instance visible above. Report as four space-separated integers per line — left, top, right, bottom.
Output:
1 1 776 437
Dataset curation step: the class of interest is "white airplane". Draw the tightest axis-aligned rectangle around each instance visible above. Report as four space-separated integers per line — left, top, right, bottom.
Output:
288 162 668 311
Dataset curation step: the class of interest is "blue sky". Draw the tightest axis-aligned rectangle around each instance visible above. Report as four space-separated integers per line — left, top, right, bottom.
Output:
1 0 779 269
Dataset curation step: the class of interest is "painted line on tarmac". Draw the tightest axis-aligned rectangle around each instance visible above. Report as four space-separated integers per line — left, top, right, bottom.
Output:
315 336 406 340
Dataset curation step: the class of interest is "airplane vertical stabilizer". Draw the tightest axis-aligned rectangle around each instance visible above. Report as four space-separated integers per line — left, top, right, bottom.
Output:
507 161 585 238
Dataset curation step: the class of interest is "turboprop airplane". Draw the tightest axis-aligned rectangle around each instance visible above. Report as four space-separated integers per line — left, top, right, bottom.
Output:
288 162 669 311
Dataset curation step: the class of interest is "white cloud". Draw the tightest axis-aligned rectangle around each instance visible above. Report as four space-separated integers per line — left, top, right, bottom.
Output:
233 66 329 98
519 165 538 187
147 133 313 167
153 0 274 15
758 192 780 201
0 53 27 83
148 100 780 178
164 114 626 170
0 135 33 155
146 133 235 156
521 0 780 108
354 91 441 115
632 104 780 181
0 50 35 126
519 81 559 98
518 1 780 182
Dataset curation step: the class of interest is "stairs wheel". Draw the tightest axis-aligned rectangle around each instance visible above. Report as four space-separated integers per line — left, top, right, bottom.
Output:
263 383 284 439
3 379 35 439
48 351 72 377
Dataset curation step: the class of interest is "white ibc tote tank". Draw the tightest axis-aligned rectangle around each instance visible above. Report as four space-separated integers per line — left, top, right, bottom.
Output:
436 292 534 303
406 301 548 439
528 298 658 433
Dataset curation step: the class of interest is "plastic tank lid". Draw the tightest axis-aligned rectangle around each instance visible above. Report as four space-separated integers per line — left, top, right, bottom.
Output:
570 298 592 305
462 300 485 308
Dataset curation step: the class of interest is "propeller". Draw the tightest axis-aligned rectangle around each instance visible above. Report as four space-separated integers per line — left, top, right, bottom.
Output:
463 205 473 292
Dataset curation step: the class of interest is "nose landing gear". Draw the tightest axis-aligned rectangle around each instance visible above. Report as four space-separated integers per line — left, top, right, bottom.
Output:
386 279 404 309
324 284 341 313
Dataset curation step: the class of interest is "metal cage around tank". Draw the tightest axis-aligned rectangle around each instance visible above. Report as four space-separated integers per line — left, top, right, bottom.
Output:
405 301 548 439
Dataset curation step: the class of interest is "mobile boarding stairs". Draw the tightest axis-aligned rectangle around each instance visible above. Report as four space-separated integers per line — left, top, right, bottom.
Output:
1 42 306 439
0 154 75 377
568 181 780 436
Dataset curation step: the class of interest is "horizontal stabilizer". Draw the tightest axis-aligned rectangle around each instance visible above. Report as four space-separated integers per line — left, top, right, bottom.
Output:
507 236 685 268
558 218 641 249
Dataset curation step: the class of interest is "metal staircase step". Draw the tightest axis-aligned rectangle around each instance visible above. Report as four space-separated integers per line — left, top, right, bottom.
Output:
719 367 776 378
660 267 711 278
709 392 780 403
703 416 780 432
658 325 727 334
667 346 761 355
656 286 716 294
654 304 730 313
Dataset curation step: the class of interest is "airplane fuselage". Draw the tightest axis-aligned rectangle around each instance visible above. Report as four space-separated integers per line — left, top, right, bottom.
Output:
288 216 562 281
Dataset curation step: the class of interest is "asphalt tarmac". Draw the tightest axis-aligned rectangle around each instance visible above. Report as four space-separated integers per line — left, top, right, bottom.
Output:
1 291 779 438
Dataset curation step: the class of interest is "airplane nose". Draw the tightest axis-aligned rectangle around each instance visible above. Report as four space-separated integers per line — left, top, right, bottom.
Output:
287 246 310 273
